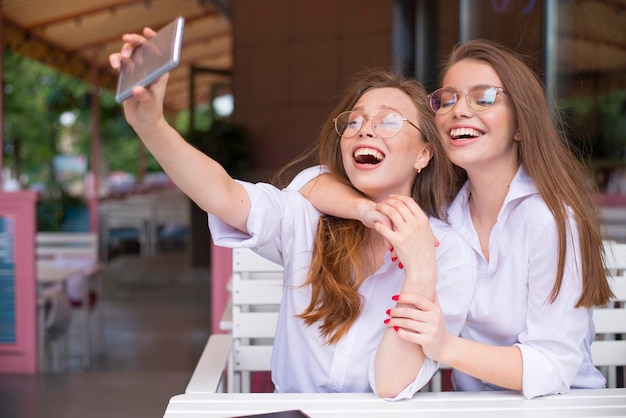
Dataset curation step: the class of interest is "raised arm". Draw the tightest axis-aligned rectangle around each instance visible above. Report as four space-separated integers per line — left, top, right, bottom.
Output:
109 29 249 232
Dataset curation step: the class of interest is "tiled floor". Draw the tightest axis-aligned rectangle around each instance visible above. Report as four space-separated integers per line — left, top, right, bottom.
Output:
0 250 213 418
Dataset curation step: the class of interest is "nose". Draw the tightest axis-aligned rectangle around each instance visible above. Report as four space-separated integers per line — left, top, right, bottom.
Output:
358 116 375 137
450 91 472 118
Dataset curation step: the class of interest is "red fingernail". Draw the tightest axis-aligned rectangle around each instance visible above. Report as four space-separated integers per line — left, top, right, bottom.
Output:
392 295 399 301
389 247 394 252
393 326 399 332
384 318 390 324
391 256 398 262
385 309 390 316
398 262 403 269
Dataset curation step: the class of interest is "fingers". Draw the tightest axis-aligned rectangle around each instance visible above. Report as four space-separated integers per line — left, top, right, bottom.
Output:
109 28 157 70
391 292 434 312
384 293 442 347
126 72 169 104
143 27 157 39
364 210 392 230
109 53 122 70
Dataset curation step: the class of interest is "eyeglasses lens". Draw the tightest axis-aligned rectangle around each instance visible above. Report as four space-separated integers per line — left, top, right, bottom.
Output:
335 112 364 137
470 86 498 110
430 89 457 114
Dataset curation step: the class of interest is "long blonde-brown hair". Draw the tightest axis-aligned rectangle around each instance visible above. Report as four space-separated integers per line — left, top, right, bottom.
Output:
276 69 459 344
439 39 612 308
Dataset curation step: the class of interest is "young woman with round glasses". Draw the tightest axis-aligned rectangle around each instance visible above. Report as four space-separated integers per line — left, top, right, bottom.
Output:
293 39 613 398
109 29 476 399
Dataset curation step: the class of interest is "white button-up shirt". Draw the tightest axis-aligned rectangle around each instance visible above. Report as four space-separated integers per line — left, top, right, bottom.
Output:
208 169 476 399
447 166 606 398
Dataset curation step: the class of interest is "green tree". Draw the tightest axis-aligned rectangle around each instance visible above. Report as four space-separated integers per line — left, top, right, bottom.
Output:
2 51 160 189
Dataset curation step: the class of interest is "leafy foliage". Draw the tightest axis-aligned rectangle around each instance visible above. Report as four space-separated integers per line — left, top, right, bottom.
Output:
2 51 162 188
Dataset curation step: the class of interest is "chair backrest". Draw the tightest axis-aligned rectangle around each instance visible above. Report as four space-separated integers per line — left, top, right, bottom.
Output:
592 241 626 388
100 200 155 257
228 248 283 392
36 232 99 267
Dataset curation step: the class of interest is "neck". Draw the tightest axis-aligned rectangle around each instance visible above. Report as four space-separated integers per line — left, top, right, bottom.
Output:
466 163 519 223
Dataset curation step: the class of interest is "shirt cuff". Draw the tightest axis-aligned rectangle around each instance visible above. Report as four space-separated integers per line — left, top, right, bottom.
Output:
369 353 439 401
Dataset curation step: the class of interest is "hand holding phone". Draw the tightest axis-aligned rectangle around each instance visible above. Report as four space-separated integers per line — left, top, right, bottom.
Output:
115 16 185 103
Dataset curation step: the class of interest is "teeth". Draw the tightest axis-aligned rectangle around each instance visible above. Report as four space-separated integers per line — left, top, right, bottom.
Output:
450 128 483 139
353 147 384 164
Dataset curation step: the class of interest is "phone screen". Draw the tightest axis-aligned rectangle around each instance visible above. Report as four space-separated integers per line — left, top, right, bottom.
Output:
115 16 185 103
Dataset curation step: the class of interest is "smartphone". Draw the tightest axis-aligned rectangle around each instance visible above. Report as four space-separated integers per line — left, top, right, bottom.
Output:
115 16 185 103
231 410 311 418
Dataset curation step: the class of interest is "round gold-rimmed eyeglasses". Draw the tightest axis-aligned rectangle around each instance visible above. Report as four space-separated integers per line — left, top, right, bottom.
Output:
429 85 507 115
333 110 422 139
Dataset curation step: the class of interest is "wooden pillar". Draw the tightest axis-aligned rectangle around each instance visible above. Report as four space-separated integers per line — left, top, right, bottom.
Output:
0 0 4 184
87 49 101 237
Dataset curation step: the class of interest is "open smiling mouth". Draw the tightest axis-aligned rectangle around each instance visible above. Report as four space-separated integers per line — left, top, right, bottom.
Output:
354 147 385 164
450 127 483 140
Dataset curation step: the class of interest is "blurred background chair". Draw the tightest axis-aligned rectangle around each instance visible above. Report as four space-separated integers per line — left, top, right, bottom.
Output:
38 284 73 373
36 232 104 370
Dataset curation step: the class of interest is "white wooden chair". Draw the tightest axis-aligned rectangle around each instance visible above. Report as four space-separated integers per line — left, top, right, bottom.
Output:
226 248 283 393
36 232 104 370
99 200 156 259
592 240 626 388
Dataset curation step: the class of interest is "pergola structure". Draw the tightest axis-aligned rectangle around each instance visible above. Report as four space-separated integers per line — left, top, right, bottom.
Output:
1 0 233 232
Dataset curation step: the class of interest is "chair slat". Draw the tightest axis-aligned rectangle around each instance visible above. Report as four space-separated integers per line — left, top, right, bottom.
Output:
232 276 283 304
232 248 283 272
232 344 274 371
591 341 626 367
593 309 626 334
232 311 279 338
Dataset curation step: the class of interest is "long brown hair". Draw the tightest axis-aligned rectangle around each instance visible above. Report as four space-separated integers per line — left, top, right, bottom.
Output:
439 39 612 308
277 69 458 344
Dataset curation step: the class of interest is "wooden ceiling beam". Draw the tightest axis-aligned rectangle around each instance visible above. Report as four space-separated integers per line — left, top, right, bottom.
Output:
71 13 224 52
2 19 117 90
22 0 142 30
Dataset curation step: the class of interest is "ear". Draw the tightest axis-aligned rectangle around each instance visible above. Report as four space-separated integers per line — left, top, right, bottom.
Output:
514 129 522 142
415 144 433 172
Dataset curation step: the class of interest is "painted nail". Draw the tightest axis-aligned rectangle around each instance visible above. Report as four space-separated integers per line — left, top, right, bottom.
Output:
385 309 390 316
393 326 399 332
392 295 399 301
391 256 398 262
389 247 394 252
384 318 390 324
398 262 403 269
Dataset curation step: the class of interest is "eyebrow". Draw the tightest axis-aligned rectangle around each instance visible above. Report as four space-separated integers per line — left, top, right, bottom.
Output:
350 104 403 114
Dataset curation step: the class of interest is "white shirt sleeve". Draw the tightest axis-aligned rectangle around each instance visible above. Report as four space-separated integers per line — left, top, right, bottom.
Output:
286 165 329 191
516 212 591 398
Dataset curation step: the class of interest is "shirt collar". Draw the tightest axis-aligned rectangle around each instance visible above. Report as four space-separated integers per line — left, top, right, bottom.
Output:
447 165 539 235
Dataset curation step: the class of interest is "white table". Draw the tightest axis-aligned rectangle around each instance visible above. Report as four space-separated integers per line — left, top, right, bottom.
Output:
163 388 626 418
